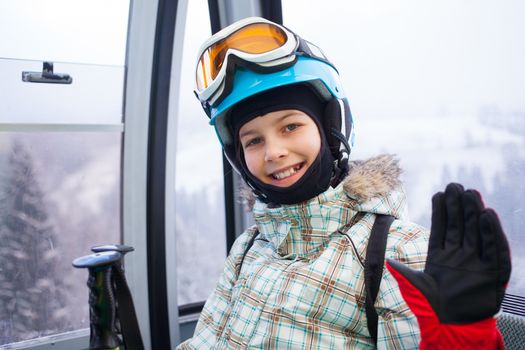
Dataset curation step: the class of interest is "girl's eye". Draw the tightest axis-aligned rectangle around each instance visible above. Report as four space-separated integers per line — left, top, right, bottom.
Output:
285 124 299 132
244 137 261 148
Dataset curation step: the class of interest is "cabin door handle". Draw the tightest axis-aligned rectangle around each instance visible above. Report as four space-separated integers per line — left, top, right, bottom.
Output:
22 61 73 84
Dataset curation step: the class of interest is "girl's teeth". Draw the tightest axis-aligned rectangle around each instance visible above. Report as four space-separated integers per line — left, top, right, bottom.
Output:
273 165 300 179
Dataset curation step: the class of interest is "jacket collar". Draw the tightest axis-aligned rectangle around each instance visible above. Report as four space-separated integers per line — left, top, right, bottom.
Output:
244 154 407 258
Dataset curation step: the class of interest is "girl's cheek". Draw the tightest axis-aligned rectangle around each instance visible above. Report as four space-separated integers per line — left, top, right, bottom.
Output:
244 152 259 174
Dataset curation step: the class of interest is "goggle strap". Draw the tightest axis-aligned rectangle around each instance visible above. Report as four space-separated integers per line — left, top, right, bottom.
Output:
294 37 339 74
195 90 212 118
297 37 315 59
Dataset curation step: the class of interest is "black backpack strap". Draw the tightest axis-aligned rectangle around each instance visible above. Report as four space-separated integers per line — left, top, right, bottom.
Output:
365 214 395 346
237 229 260 277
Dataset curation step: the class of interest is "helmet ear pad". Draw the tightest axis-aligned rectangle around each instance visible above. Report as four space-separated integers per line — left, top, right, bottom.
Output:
323 98 343 158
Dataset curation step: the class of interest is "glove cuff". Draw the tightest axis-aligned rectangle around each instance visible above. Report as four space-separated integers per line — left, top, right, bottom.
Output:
386 261 504 349
420 317 504 350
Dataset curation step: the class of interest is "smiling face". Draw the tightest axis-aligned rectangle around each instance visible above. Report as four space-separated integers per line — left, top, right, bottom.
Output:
239 109 321 187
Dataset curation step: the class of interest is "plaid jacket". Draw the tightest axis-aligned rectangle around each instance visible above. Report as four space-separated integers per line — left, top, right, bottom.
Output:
179 155 429 349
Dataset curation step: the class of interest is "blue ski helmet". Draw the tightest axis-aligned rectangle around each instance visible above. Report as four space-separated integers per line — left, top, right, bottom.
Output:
194 17 355 201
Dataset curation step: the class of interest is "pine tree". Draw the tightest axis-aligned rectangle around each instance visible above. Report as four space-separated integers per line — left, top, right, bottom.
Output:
0 140 68 344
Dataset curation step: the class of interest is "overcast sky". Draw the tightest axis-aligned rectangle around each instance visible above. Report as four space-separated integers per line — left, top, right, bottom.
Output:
282 0 525 120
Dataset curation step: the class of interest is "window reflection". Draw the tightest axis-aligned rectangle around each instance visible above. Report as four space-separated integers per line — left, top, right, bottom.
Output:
0 133 121 345
174 0 227 305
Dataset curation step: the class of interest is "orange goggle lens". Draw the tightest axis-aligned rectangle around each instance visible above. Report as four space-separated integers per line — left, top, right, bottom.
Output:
196 23 288 92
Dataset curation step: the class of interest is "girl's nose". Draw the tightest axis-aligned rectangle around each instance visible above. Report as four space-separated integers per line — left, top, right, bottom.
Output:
264 138 288 162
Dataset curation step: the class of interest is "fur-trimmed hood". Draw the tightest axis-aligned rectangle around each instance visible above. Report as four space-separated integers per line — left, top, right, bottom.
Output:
240 154 404 213
342 154 402 202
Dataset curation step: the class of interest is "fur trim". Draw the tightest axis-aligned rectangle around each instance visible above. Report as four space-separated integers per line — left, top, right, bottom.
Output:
239 183 256 212
342 154 402 201
239 154 402 210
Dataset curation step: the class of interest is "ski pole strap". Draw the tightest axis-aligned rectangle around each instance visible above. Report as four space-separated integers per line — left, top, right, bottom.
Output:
91 245 144 350
74 246 144 350
364 214 395 346
112 264 145 350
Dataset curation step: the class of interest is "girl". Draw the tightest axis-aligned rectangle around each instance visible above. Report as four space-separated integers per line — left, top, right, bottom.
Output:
179 17 509 349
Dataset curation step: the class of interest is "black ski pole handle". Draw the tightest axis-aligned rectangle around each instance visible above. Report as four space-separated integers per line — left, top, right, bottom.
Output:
90 244 145 350
73 251 123 350
90 245 132 337
92 244 135 256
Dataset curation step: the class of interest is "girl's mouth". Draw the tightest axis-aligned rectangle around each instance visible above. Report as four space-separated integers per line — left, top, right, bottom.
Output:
271 163 304 180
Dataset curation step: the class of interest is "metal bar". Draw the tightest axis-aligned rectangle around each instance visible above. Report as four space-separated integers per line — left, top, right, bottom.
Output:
146 0 179 348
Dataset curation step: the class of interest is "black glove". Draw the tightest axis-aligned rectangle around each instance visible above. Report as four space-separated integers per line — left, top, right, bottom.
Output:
386 183 511 349
389 183 511 321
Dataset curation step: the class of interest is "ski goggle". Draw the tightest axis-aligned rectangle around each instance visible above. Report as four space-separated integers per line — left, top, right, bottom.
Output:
195 17 330 108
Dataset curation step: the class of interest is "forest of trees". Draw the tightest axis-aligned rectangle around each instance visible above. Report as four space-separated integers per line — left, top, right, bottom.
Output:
0 142 69 344
0 134 121 345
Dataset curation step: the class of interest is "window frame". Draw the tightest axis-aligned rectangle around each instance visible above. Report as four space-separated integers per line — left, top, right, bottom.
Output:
174 0 284 342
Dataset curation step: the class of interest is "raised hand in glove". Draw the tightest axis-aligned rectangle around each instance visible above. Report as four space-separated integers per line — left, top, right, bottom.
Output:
386 183 511 350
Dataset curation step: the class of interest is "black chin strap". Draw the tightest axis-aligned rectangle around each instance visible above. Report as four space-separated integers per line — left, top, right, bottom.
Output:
329 128 351 187
244 176 270 204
